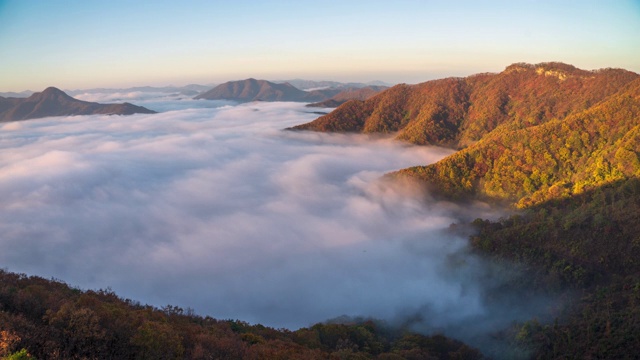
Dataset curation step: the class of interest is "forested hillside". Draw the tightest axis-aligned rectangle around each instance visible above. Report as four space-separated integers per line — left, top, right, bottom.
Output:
0 270 481 359
394 77 640 206
471 177 640 358
293 62 640 358
393 68 640 358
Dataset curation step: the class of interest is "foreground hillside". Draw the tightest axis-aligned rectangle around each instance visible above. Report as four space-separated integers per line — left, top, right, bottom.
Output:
0 87 155 121
0 269 481 359
471 177 640 358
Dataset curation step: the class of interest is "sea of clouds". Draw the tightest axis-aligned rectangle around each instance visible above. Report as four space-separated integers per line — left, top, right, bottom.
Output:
0 97 557 356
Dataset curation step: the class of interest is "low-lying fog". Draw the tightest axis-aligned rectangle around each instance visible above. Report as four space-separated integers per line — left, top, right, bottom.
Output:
0 95 556 356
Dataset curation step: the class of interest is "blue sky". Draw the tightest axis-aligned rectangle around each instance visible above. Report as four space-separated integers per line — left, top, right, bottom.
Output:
1 0 639 91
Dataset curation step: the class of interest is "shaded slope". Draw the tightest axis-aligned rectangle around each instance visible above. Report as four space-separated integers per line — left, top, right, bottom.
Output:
291 62 638 148
0 87 156 122
472 177 640 359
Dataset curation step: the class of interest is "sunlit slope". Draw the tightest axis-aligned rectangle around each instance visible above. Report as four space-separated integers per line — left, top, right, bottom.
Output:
291 62 638 148
393 77 640 206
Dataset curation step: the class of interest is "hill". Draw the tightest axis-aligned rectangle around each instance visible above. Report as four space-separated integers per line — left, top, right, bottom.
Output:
290 62 638 148
0 87 156 122
306 85 389 108
194 78 339 102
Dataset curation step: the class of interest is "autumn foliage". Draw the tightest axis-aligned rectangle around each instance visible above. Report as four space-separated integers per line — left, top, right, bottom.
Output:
0 270 482 359
293 62 640 358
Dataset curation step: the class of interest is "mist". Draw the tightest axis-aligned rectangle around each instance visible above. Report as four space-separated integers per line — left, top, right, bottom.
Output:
0 97 557 356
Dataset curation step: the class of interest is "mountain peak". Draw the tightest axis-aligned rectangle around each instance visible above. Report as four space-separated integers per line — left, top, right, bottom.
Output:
34 87 76 102
42 86 65 94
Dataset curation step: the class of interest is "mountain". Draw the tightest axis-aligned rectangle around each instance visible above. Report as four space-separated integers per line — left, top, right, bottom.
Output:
288 63 640 358
275 79 392 91
0 87 156 122
306 85 389 108
291 62 638 148
66 84 213 98
291 61 640 209
394 65 640 358
194 78 338 102
0 90 33 98
392 75 640 206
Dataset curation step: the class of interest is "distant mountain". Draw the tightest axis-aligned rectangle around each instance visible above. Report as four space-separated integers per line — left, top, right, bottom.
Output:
66 84 213 97
0 90 34 98
306 85 389 108
276 79 392 91
0 87 156 122
194 78 340 102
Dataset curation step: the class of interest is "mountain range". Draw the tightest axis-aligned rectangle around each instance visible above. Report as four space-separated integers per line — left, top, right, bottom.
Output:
194 78 388 104
0 87 156 122
65 84 213 97
274 79 390 90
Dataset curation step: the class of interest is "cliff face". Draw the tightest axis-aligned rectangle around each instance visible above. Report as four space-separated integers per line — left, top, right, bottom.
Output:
0 87 156 121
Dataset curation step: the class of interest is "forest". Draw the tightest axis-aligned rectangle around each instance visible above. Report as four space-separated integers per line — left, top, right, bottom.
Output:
0 268 481 359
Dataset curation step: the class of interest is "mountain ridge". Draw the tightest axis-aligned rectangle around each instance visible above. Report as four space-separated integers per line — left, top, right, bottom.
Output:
290 62 639 149
391 75 640 206
306 85 389 108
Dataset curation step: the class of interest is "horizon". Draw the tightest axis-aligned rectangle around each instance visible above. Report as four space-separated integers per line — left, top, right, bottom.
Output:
1 0 639 92
3 60 640 95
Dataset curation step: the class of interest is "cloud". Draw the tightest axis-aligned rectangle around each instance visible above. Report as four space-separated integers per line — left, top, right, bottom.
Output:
0 99 555 357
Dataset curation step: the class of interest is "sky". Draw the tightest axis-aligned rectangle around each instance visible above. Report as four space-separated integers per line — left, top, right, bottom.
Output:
0 97 556 356
1 0 639 92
